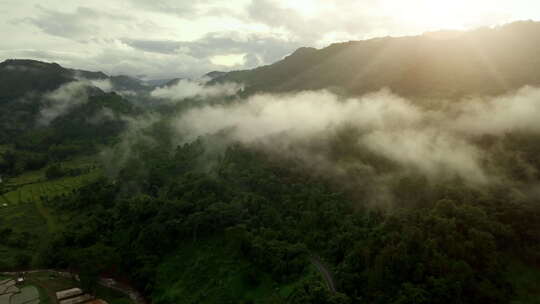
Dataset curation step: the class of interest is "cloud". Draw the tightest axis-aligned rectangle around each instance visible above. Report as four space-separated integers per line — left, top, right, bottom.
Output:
245 0 398 45
166 86 540 186
170 89 485 184
87 79 113 92
0 0 532 80
361 129 487 184
122 31 300 69
127 0 247 18
38 78 112 125
99 113 161 178
150 79 243 100
39 81 90 125
25 6 134 41
449 86 540 135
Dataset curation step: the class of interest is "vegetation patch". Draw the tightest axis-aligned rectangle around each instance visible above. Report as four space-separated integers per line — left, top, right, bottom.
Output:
153 237 302 304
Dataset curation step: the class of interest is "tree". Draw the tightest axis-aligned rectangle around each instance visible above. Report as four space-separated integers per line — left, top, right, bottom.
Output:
45 163 66 180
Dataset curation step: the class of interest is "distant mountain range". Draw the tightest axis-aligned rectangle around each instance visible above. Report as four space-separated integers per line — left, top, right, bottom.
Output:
3 20 540 103
0 59 182 102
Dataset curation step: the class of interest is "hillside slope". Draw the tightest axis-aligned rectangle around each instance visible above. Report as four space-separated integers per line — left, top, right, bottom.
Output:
219 21 540 98
0 59 150 102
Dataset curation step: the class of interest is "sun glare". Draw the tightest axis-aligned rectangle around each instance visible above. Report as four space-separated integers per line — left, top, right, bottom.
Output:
386 0 497 30
279 0 333 18
210 53 246 67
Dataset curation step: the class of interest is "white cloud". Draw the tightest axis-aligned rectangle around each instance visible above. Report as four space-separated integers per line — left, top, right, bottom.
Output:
39 81 90 125
0 0 539 78
450 86 540 135
38 78 112 125
151 79 243 100
170 86 540 185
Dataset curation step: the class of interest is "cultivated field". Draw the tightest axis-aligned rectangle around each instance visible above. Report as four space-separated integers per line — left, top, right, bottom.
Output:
0 156 102 269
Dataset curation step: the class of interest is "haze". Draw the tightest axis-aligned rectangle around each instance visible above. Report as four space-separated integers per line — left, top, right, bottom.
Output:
2 0 540 79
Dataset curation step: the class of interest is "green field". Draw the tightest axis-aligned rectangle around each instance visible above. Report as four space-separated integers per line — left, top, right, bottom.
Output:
0 202 46 268
0 145 12 154
0 156 102 269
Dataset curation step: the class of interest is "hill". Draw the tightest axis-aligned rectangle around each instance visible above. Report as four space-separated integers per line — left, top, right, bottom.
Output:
0 59 151 102
218 21 540 98
2 21 540 304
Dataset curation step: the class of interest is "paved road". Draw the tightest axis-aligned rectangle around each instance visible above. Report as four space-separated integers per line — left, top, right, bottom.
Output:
98 277 147 304
310 256 336 293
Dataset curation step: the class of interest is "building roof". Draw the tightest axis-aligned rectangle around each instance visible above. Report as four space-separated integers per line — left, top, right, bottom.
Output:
86 300 109 304
55 287 83 300
59 294 93 304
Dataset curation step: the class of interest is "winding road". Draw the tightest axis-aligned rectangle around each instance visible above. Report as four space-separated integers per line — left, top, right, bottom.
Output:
310 256 336 293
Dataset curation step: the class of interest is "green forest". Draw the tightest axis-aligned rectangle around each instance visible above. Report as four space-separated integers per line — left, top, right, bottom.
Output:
2 21 540 304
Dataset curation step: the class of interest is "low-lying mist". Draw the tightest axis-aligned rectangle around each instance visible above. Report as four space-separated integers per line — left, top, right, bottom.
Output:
172 87 539 183
39 79 113 125
150 78 243 101
96 83 540 206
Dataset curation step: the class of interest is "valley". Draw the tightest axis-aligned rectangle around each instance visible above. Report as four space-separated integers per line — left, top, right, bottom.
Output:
1 18 540 304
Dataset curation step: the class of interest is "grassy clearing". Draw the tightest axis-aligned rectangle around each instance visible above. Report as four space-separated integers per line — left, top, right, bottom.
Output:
0 155 103 269
8 170 44 188
0 202 45 268
32 284 53 304
0 144 12 154
4 169 101 206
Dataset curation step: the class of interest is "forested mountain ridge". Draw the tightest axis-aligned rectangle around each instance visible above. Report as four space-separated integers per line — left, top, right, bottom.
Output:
2 20 540 304
0 59 138 176
218 21 540 98
0 59 150 102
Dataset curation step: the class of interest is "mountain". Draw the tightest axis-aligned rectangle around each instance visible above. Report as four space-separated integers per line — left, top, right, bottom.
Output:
217 21 540 98
0 59 151 102
109 75 149 92
144 78 179 87
3 21 540 304
0 59 137 149
0 59 74 102
163 77 184 87
204 71 227 80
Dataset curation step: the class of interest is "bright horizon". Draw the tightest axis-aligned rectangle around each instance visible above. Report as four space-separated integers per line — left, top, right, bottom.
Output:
1 0 539 79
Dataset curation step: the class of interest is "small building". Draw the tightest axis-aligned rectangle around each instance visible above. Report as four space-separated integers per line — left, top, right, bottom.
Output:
59 294 93 304
56 287 83 300
86 300 109 304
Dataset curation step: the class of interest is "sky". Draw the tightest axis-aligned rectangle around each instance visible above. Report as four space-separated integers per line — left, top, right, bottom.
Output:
1 0 539 79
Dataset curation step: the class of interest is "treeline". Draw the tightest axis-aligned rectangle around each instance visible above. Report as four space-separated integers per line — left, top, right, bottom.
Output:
0 93 134 175
219 21 540 99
